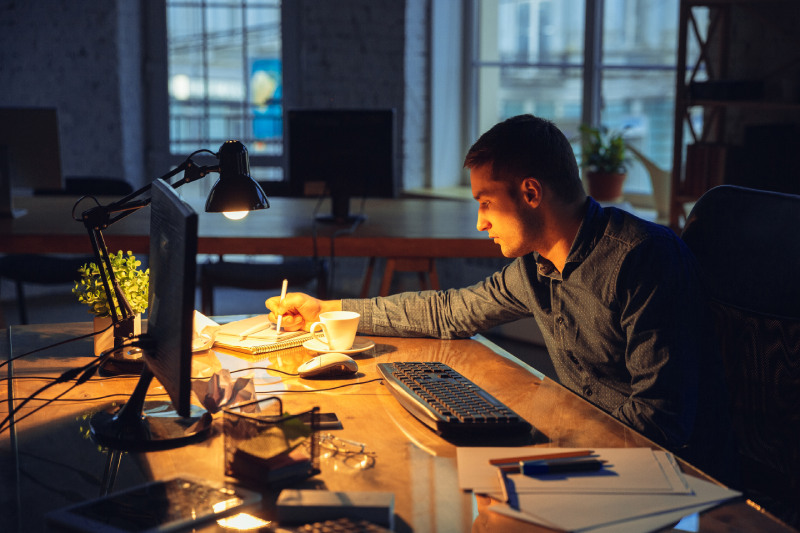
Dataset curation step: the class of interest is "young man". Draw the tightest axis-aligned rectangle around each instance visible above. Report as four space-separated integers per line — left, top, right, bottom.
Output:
266 114 735 482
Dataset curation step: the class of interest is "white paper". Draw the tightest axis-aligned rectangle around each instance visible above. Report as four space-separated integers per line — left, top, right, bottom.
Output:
503 448 690 494
192 310 220 352
457 447 690 495
488 474 739 532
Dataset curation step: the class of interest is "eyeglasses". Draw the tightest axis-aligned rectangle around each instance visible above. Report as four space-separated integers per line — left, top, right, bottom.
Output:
318 433 376 469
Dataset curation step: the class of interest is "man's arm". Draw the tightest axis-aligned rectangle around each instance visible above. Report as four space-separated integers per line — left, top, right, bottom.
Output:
612 236 706 450
344 259 534 338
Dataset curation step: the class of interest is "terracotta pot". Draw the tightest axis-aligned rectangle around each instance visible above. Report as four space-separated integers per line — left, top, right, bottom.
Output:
586 171 626 202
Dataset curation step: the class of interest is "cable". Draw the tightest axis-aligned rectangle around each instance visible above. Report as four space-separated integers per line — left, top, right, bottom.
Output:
1 336 145 434
0 321 115 371
0 350 111 434
256 377 384 394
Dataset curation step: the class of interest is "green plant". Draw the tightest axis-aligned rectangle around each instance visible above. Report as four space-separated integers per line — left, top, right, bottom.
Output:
72 250 149 317
579 124 629 173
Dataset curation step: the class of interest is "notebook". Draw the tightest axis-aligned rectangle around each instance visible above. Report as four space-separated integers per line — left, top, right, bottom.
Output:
214 314 314 355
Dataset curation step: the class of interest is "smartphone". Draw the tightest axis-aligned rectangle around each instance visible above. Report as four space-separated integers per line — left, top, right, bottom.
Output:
300 412 343 430
46 475 261 533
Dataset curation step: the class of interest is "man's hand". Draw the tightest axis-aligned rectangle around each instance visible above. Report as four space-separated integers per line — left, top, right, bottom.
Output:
264 292 342 332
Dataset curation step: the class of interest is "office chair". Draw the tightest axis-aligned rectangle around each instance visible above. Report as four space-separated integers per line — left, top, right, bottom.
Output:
198 256 327 316
0 176 133 324
681 184 800 528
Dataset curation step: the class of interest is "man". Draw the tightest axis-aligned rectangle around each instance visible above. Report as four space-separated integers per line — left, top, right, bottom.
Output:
267 114 735 482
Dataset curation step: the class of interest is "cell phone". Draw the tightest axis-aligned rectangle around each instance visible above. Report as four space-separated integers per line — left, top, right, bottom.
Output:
46 475 261 533
299 411 343 430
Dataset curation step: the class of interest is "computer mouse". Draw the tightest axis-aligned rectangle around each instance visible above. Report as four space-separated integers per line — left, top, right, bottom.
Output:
297 353 358 378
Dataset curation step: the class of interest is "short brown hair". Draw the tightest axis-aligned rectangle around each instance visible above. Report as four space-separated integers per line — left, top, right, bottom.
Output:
464 114 583 202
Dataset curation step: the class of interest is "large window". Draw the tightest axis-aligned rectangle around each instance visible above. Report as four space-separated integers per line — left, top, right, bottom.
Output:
472 0 682 199
167 0 282 181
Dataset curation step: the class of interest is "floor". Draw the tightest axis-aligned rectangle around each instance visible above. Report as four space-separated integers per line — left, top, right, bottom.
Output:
0 255 556 379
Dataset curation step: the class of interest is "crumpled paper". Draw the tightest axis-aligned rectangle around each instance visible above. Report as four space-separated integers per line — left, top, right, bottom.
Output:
192 310 220 352
191 367 257 414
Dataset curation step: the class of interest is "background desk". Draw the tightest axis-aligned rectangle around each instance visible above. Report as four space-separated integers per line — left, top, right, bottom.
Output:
0 196 503 259
1 323 793 533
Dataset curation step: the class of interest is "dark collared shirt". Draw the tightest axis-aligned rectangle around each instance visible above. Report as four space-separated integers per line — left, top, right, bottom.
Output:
345 198 733 479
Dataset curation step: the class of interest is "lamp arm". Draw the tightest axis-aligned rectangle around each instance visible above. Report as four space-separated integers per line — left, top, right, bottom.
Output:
78 156 219 344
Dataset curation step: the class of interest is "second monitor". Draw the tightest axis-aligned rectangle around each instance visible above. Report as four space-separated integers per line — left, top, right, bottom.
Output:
287 108 396 224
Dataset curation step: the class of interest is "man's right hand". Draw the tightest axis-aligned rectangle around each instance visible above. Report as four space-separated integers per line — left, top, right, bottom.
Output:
264 292 342 332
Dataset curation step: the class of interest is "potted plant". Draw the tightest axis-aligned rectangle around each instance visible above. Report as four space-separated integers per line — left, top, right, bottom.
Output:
579 124 629 201
72 250 149 355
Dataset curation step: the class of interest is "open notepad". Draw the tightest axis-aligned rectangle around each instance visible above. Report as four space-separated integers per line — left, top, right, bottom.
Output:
213 315 314 356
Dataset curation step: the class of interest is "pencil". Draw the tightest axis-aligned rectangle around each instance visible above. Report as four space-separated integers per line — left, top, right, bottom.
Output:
275 278 288 334
488 449 594 466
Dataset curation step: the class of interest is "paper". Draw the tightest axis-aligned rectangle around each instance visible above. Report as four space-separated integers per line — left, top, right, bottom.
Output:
488 474 739 532
213 314 312 355
192 310 221 352
457 447 689 495
191 368 257 414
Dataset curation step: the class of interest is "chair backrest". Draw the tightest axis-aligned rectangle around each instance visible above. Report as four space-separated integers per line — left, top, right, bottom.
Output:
681 185 800 520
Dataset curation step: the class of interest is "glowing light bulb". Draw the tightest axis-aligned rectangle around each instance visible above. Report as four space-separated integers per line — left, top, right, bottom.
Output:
223 211 248 220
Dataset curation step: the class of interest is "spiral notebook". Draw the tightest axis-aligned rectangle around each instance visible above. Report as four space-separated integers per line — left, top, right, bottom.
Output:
214 315 314 355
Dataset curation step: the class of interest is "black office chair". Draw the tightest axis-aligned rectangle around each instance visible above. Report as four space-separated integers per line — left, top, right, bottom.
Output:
198 256 327 316
0 176 133 324
681 184 800 528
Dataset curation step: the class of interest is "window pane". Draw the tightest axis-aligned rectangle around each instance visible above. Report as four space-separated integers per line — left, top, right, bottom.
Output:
167 0 282 162
601 0 679 195
476 0 585 134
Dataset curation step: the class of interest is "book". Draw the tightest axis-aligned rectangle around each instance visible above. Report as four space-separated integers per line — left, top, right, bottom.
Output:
214 314 314 355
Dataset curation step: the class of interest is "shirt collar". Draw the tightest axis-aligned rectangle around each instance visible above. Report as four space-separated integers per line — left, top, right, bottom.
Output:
534 197 606 278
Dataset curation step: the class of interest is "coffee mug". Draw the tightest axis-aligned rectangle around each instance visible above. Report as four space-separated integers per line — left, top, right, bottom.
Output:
309 311 361 351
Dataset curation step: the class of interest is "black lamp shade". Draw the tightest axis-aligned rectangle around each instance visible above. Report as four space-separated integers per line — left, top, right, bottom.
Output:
205 140 270 213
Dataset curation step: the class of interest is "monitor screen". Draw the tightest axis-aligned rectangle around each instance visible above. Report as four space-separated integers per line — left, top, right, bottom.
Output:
287 109 396 223
0 107 63 217
89 178 211 452
146 178 198 418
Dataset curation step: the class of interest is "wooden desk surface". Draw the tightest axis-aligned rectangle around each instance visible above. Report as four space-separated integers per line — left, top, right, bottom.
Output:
0 195 503 258
1 323 793 533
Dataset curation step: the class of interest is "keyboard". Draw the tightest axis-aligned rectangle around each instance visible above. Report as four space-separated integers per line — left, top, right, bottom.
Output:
377 361 533 440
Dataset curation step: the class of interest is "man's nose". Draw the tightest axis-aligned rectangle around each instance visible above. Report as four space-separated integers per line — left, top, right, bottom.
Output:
476 213 489 232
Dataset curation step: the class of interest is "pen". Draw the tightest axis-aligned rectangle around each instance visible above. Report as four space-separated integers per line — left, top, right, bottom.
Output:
275 278 288 334
520 458 606 476
489 450 594 466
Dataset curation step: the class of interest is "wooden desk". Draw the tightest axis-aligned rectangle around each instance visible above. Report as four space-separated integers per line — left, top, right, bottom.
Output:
1 323 793 533
0 196 503 259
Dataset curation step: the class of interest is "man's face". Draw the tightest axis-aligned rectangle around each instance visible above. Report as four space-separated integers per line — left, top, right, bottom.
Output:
471 165 541 258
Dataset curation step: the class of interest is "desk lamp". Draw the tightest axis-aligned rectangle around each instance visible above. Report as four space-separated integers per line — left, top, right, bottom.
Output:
77 140 269 374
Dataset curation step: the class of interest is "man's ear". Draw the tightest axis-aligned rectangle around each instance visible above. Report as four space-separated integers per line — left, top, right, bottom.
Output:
520 177 542 208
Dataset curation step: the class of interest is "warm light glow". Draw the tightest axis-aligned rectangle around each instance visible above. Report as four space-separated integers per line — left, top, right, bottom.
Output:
223 211 248 220
216 512 271 530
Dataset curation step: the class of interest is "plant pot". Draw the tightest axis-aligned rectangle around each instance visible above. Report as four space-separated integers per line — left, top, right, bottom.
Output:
93 314 142 356
586 171 626 202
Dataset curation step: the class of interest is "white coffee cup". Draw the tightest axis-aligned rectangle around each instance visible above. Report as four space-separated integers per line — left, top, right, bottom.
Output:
309 311 360 351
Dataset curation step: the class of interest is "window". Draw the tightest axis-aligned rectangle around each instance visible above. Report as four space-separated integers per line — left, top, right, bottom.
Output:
166 0 283 182
471 0 683 201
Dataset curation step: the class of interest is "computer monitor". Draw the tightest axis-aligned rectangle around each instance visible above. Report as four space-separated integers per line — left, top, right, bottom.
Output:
287 109 396 224
89 178 210 452
0 107 63 218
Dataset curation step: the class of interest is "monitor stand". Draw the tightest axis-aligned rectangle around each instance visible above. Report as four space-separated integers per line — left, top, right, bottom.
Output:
315 191 365 225
89 365 212 452
0 146 28 219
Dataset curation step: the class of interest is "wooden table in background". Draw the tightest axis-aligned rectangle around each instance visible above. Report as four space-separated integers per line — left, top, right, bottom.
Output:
0 196 503 259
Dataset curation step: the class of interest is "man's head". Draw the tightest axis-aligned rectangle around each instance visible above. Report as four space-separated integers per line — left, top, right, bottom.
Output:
465 115 586 261
463 114 583 203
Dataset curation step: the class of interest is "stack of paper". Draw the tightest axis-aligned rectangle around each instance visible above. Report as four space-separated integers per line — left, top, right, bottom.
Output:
457 447 740 532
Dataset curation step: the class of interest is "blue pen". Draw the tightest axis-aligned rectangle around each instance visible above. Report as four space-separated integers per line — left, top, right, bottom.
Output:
521 458 606 476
